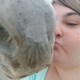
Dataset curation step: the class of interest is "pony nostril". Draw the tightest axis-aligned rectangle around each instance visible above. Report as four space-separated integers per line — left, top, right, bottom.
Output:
0 24 9 43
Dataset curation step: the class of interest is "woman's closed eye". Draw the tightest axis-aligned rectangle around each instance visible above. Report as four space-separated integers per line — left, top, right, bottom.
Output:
66 21 78 26
67 22 78 26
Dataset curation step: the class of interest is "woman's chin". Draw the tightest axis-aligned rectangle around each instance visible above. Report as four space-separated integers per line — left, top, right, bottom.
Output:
53 50 60 59
52 50 63 64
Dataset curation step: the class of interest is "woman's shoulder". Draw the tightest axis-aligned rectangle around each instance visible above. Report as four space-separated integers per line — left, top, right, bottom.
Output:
21 67 48 80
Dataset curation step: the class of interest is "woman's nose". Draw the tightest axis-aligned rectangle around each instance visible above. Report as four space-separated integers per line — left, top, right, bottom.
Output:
54 22 62 38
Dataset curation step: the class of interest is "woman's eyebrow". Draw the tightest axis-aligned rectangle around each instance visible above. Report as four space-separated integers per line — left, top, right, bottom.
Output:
64 12 80 17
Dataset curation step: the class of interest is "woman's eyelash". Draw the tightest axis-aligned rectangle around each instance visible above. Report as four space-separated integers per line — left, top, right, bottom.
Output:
66 23 78 26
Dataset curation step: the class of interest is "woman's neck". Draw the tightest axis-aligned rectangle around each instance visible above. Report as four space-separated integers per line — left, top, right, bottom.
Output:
55 66 80 80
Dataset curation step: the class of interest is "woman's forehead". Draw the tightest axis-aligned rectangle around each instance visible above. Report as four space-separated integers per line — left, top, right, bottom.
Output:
52 0 80 15
53 3 80 20
53 3 75 14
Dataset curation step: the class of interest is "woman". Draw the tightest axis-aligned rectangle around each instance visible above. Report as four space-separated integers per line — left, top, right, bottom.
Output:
22 0 80 80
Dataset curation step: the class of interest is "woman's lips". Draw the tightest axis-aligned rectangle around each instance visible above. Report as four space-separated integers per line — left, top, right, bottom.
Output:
54 41 60 49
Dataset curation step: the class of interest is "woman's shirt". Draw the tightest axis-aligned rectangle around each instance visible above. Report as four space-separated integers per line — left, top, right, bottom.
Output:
21 67 48 80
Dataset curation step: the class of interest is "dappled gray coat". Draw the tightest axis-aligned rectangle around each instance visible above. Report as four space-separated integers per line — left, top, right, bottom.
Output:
0 0 56 80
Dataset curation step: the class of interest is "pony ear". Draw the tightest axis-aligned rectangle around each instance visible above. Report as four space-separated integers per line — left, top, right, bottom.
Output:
0 0 56 79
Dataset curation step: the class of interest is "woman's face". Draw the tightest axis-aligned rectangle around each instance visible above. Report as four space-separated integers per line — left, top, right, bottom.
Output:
52 3 80 68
